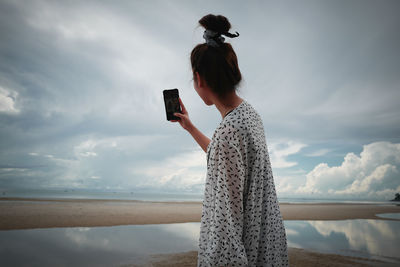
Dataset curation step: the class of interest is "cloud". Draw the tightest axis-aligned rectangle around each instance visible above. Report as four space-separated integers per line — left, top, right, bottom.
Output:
274 171 308 196
269 140 307 168
0 86 19 114
73 138 116 159
0 133 169 190
134 148 206 192
297 141 400 199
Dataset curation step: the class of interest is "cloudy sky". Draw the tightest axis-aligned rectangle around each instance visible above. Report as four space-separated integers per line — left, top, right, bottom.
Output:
0 0 399 200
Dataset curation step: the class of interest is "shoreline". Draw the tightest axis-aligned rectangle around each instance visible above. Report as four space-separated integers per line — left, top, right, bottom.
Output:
1 196 399 206
1 197 399 231
0 196 201 204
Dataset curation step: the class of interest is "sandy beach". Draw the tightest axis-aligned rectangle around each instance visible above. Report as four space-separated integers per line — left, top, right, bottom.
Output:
1 197 399 266
1 197 399 230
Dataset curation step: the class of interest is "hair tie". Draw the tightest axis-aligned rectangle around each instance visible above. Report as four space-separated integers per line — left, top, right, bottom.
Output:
203 29 240 47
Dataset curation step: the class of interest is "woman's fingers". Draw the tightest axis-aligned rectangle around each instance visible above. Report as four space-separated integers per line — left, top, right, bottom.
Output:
174 112 181 117
178 97 187 114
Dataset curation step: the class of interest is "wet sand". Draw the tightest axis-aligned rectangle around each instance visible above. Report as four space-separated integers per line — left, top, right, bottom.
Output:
1 197 399 266
131 248 398 267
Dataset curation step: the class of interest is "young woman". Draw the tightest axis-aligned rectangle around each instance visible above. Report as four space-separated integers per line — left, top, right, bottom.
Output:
172 14 289 267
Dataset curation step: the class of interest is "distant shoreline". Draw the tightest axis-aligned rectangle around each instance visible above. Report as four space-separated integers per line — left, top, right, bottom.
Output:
0 196 397 205
1 197 399 231
0 196 201 204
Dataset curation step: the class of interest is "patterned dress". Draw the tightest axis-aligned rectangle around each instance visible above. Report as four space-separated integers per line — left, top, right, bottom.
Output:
197 100 289 267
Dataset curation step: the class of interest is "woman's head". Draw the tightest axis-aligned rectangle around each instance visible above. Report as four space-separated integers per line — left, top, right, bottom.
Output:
190 14 242 101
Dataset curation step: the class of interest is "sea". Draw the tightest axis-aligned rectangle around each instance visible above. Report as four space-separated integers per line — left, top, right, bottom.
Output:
0 188 397 205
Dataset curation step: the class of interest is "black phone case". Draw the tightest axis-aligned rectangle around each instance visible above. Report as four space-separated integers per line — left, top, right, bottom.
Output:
163 89 182 121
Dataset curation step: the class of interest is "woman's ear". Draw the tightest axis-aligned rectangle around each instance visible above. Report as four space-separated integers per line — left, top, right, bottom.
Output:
195 72 203 88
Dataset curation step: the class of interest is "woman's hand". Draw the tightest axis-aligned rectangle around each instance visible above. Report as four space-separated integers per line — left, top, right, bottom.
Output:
171 97 210 152
171 97 193 131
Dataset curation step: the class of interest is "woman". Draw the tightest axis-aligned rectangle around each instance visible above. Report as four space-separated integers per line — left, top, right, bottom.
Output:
172 14 289 267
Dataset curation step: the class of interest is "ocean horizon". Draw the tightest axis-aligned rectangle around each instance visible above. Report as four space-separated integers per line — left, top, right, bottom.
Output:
0 188 397 205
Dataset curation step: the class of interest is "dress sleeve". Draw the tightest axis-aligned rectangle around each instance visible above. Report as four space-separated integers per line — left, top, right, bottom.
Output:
206 138 248 266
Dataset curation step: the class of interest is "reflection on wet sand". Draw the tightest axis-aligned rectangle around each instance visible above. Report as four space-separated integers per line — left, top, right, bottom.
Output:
0 219 399 266
286 219 400 262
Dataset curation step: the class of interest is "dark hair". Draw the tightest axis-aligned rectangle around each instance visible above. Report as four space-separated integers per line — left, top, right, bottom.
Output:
190 14 242 98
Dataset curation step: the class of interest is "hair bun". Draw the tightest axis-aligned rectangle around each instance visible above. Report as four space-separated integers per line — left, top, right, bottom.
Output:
191 14 242 98
199 14 231 33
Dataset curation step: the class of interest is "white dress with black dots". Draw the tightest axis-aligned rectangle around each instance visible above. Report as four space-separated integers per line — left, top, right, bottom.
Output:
197 100 289 267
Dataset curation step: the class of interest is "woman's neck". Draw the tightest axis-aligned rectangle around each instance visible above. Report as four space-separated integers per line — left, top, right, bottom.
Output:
214 92 243 118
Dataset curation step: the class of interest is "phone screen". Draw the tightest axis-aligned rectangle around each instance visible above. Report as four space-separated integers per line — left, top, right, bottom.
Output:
163 88 182 121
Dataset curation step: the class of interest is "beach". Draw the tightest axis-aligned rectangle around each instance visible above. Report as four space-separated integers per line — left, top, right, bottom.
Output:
1 197 399 230
1 197 399 266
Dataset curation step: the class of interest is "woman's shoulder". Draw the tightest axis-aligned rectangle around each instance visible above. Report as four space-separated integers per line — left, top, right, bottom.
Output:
214 100 261 143
223 100 263 128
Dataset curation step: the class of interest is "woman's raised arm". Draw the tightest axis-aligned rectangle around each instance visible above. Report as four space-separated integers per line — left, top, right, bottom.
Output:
171 97 211 153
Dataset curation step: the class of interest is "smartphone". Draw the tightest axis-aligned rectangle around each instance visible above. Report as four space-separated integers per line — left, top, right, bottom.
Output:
163 88 182 121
